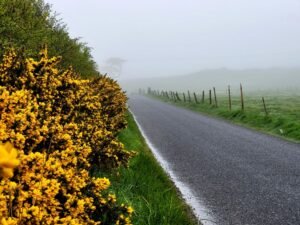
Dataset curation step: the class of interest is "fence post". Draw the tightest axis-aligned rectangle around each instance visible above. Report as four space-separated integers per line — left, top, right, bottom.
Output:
202 90 205 103
228 85 232 111
209 89 212 105
193 92 198 104
183 92 186 102
172 92 176 102
176 92 181 101
262 97 268 116
240 83 244 111
213 87 218 107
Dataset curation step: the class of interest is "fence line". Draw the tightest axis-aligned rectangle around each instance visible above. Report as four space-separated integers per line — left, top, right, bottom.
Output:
143 84 270 116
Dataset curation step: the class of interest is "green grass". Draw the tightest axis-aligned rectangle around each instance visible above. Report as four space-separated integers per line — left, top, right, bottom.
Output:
101 112 198 225
150 91 300 143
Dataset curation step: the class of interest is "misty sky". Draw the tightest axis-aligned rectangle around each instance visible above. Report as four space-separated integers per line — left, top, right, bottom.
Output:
46 0 300 79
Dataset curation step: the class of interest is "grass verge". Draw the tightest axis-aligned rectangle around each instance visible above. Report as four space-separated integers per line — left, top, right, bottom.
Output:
150 94 300 143
102 112 198 225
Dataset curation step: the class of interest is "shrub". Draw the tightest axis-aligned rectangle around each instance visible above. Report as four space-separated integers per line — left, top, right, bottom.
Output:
0 48 133 224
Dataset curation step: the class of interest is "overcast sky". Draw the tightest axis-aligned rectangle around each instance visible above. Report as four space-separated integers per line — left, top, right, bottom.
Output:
46 0 300 79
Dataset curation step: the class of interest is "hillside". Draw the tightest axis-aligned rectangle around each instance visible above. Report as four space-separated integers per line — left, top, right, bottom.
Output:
120 68 300 94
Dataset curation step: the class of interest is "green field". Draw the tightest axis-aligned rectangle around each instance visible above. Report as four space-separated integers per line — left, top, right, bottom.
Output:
99 112 198 225
149 89 300 142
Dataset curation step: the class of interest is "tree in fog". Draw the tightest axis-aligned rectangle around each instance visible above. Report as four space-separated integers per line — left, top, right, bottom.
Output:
102 57 126 78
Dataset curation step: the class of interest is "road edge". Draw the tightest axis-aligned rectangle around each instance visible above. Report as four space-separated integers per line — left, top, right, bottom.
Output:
129 109 217 225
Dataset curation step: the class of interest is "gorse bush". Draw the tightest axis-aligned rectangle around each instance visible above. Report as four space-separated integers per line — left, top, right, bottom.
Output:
0 48 134 224
0 0 98 77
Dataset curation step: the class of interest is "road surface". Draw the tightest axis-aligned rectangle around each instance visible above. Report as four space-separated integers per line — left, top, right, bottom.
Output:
129 95 300 225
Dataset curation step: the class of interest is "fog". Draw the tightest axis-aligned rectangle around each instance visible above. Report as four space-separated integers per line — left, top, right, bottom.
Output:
120 68 300 94
47 0 300 92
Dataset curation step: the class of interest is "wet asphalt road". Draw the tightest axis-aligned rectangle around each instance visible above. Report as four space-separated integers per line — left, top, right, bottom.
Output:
128 95 300 225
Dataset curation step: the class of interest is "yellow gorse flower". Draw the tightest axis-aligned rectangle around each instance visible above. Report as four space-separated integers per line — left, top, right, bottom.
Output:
1 217 18 225
0 142 19 178
0 48 134 224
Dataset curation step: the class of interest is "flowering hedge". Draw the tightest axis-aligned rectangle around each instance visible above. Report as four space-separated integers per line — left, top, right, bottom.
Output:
0 48 134 224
